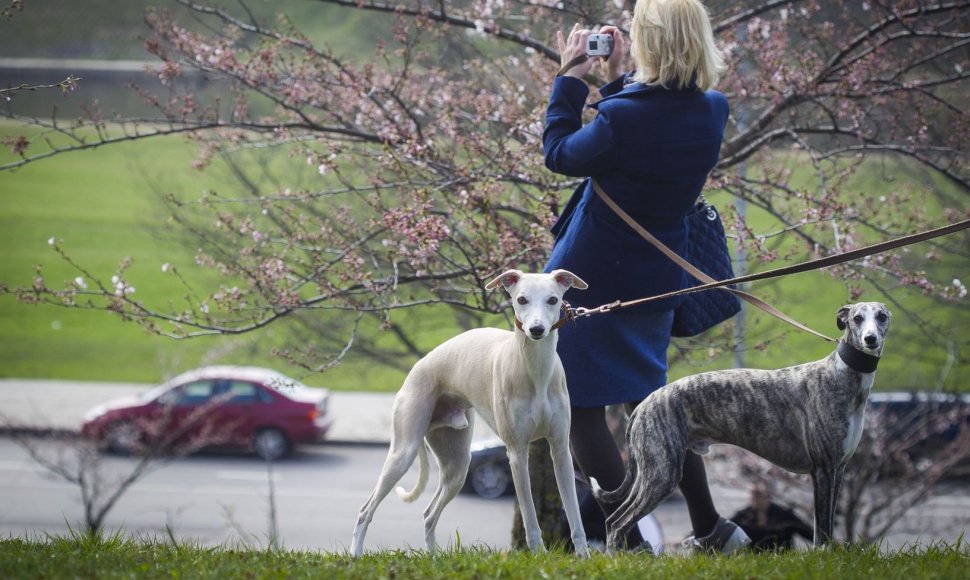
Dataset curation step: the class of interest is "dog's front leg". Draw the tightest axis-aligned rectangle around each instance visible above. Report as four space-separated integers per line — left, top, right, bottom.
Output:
810 464 844 546
506 443 545 553
548 434 590 557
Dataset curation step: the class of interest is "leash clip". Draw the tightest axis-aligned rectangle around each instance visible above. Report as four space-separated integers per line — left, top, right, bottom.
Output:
572 300 622 318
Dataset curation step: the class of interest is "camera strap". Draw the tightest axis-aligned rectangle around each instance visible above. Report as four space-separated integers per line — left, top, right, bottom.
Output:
556 54 589 77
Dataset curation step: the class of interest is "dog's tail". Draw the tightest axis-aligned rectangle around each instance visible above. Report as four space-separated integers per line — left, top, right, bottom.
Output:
590 452 636 505
395 441 429 503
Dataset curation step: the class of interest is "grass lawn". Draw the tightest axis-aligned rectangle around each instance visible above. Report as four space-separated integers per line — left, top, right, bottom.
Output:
1 532 968 579
0 126 228 382
1 120 967 392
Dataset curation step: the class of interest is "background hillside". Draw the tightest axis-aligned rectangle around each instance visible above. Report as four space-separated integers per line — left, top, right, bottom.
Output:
0 0 386 60
2 1 967 392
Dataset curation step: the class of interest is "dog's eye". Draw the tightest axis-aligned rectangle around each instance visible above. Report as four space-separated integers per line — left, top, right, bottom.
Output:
547 297 559 305
517 296 528 305
853 315 864 324
876 312 887 322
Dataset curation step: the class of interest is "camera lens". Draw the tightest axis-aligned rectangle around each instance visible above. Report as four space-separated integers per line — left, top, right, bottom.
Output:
589 41 598 50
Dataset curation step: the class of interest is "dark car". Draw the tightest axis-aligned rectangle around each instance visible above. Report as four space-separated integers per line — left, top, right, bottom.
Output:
81 366 332 460
866 390 970 475
463 436 665 552
465 436 514 499
465 392 970 495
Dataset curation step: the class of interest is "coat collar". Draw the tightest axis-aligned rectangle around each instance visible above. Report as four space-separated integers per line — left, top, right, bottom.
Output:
590 73 700 109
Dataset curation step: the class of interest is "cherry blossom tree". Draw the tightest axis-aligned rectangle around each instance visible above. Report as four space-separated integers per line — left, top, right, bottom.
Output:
3 1 966 371
1 0 23 20
4 0 968 358
2 0 967 550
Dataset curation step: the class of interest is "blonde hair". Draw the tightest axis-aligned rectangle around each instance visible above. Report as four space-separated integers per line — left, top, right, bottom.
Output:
630 0 725 91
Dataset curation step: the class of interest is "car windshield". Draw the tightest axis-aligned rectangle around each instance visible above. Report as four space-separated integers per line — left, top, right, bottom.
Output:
138 372 307 402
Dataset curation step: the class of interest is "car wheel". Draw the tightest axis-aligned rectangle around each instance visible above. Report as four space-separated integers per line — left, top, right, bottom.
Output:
105 422 141 455
253 428 289 461
469 461 510 499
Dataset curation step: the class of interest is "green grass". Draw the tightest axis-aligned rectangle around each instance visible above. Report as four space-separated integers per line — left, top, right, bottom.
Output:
1 532 968 579
0 123 265 381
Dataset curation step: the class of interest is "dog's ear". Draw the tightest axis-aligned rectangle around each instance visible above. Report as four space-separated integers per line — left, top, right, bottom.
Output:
836 305 852 331
485 269 523 291
551 269 588 290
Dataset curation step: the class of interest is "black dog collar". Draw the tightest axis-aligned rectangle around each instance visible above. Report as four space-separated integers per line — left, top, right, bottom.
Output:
837 340 881 373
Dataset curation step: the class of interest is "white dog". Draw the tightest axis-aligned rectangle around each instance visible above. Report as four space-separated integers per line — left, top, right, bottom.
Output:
350 269 590 557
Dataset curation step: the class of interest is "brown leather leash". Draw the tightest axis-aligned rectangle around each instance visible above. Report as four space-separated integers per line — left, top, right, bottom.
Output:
565 178 970 341
516 307 581 333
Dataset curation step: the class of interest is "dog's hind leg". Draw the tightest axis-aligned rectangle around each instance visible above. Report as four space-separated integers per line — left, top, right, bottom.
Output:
421 410 475 551
604 447 684 553
350 436 425 555
350 442 423 555
350 386 433 556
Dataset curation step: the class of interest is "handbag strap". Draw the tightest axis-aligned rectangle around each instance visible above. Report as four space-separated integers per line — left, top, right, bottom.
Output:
591 178 837 342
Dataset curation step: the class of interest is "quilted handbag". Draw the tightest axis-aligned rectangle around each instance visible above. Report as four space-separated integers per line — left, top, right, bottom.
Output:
670 198 741 337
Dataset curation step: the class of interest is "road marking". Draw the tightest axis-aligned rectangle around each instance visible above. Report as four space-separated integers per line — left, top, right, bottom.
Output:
0 460 44 473
215 470 281 483
1 478 384 501
0 461 30 470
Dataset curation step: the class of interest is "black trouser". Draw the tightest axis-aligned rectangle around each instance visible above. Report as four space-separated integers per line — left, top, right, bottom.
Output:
569 404 721 545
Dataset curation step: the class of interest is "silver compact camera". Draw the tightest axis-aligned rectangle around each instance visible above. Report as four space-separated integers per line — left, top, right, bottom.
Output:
586 33 614 57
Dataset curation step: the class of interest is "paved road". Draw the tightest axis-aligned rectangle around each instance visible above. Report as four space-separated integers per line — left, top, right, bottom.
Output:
0 378 700 551
0 438 519 552
0 436 711 552
1 379 967 552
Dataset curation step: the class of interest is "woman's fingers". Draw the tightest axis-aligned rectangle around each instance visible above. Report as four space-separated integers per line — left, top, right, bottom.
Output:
560 24 588 66
567 23 587 50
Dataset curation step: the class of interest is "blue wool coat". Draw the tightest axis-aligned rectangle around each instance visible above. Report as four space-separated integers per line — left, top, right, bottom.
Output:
543 74 729 313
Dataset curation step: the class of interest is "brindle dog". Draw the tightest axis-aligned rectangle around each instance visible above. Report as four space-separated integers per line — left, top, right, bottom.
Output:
595 303 891 552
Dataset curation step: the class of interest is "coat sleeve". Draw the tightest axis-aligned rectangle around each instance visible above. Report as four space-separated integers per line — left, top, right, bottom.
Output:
543 76 619 177
598 74 627 98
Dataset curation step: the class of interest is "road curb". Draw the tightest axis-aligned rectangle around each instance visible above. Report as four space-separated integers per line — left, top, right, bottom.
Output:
0 426 391 449
0 426 78 439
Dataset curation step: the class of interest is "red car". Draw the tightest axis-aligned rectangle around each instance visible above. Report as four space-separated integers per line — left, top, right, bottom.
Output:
81 366 332 460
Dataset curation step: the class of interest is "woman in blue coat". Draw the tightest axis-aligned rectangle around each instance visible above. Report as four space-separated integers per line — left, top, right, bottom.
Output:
544 0 749 552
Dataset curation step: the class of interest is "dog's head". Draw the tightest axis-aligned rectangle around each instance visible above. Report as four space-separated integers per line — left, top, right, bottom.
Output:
486 269 588 340
836 302 891 356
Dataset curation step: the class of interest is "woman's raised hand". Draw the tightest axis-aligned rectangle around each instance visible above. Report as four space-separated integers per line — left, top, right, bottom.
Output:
556 24 594 79
598 25 626 83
